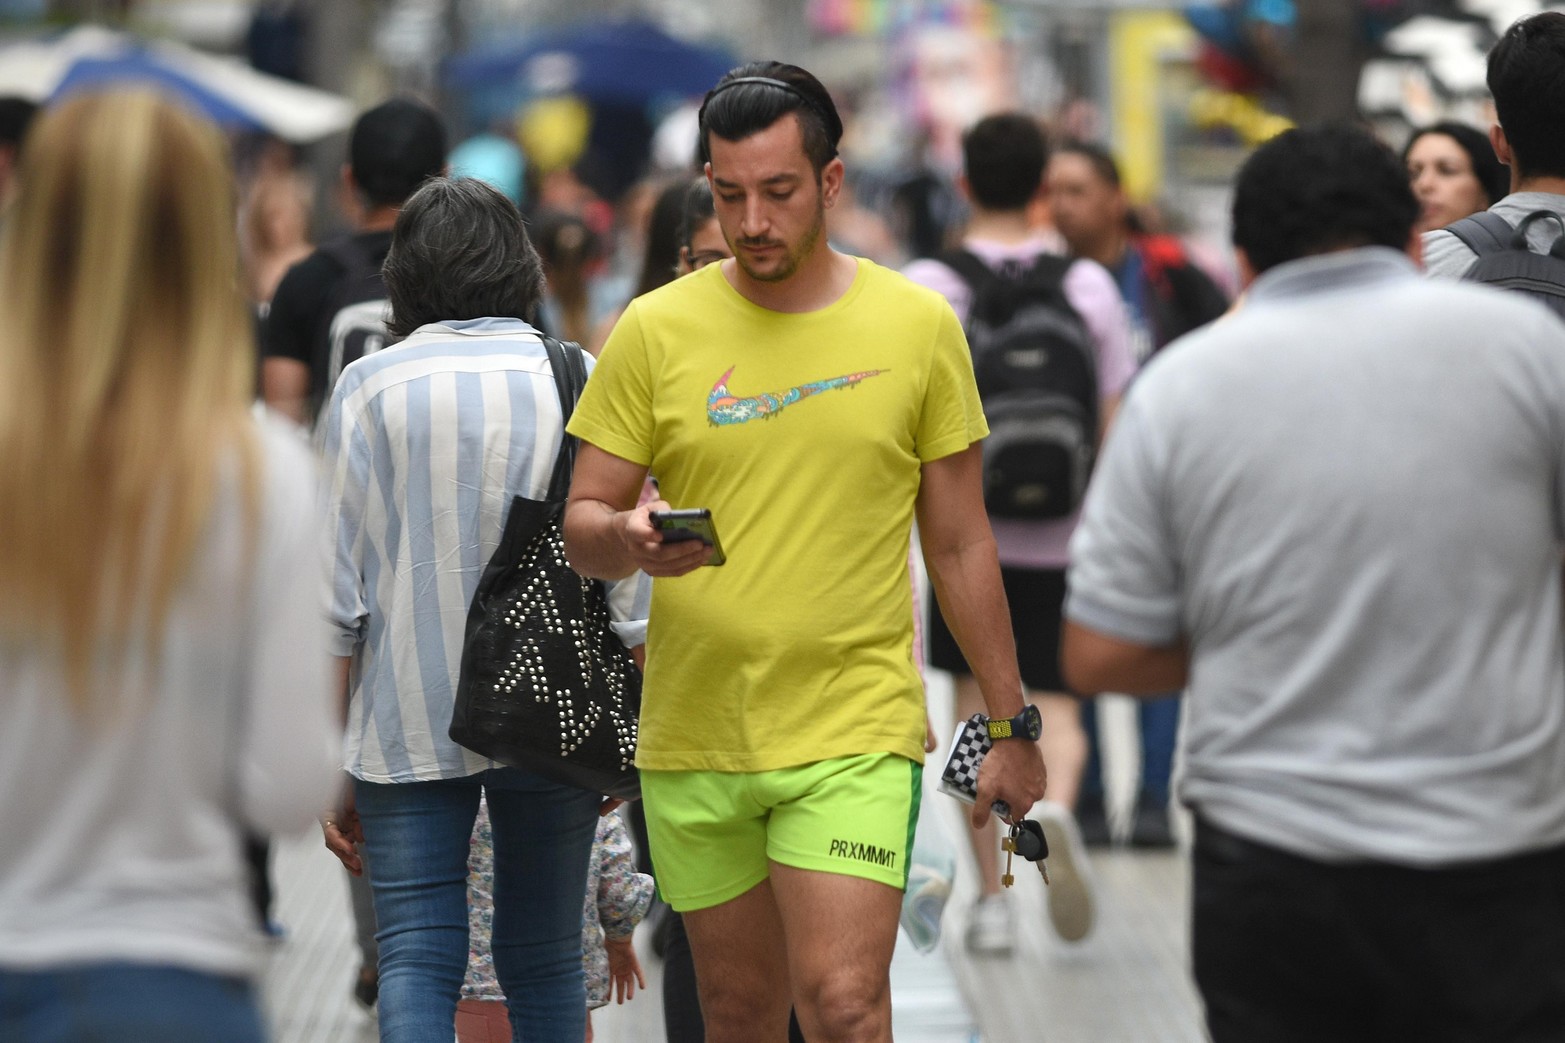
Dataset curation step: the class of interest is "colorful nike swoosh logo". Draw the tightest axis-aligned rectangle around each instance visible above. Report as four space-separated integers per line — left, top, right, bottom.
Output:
707 366 888 426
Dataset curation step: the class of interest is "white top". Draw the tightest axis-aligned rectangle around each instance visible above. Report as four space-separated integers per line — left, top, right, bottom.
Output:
0 417 340 976
319 318 651 784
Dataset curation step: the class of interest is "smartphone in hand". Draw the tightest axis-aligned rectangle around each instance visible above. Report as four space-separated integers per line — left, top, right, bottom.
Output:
649 508 726 567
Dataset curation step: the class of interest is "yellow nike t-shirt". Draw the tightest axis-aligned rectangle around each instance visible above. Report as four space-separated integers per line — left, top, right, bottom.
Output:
567 259 987 772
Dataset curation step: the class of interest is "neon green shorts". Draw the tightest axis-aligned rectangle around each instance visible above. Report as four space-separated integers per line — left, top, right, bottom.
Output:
640 753 923 913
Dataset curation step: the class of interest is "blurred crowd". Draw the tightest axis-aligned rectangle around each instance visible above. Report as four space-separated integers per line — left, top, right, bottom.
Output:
4 7 1565 1043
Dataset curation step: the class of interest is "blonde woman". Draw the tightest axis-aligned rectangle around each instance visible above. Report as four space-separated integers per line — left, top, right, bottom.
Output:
0 91 339 1041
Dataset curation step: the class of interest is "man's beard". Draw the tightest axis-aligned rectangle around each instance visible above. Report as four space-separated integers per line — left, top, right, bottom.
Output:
733 202 825 284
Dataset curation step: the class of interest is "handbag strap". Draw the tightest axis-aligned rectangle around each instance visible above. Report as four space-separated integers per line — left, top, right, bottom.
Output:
494 335 585 563
542 335 587 503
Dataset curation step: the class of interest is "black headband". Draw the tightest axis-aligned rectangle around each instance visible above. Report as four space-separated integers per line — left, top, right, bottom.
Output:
699 75 840 152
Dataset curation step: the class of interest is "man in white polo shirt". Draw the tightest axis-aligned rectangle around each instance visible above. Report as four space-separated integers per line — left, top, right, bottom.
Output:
1064 125 1565 1042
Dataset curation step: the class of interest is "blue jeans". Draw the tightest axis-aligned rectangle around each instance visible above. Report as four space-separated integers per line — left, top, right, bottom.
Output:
355 767 600 1043
0 963 263 1043
1081 693 1183 804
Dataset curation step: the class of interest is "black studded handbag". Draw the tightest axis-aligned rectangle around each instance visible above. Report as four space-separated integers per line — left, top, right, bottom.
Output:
449 336 643 800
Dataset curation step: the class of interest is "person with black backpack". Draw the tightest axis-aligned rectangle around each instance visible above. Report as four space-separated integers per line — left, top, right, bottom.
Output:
261 98 447 428
1423 10 1565 310
904 112 1138 955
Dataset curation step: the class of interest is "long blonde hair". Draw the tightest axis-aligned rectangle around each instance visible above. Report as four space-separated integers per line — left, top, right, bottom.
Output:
0 91 261 703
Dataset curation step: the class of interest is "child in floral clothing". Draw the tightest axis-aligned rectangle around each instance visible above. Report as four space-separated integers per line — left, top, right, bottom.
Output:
456 800 655 1043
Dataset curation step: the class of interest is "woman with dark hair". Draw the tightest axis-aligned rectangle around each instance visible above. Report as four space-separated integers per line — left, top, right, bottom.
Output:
678 176 730 273
1404 121 1508 235
318 176 649 1043
635 179 691 297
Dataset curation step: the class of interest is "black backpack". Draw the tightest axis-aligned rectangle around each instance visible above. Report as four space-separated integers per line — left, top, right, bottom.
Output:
312 235 400 427
941 249 1099 520
1447 210 1565 320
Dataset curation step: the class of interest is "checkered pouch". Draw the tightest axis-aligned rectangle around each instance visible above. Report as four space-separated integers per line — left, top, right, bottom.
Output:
938 713 992 804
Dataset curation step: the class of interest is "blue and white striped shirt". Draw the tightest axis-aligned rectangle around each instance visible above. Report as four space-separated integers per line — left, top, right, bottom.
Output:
319 317 650 783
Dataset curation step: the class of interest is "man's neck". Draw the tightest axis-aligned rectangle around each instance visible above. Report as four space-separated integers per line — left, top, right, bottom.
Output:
358 206 399 233
1076 227 1130 270
1512 174 1565 198
726 246 859 314
964 208 1037 246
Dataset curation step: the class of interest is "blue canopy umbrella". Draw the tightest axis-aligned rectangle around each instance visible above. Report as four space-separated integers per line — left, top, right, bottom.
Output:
0 26 353 142
53 53 261 128
444 18 737 109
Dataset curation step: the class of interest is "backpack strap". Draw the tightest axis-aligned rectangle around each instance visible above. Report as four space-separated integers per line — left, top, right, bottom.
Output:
1446 211 1516 260
937 248 996 293
1512 210 1565 258
937 247 1075 306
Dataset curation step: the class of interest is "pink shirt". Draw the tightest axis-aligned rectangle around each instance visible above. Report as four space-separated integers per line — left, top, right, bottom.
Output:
903 236 1136 568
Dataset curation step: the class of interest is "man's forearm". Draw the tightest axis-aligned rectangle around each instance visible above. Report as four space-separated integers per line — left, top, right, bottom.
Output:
563 499 638 580
925 538 1026 718
1060 620 1189 695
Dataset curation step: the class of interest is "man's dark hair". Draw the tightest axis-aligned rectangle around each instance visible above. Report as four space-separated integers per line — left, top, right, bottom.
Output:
698 61 843 173
1487 12 1565 181
349 97 448 209
1232 125 1418 276
0 97 38 150
1054 140 1123 190
962 113 1047 211
382 177 543 337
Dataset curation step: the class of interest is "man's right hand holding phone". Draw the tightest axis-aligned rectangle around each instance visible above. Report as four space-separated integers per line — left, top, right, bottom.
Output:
620 499 712 577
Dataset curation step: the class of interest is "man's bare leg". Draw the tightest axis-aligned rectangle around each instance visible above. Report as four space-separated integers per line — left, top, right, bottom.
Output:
771 861 901 1043
682 878 793 1043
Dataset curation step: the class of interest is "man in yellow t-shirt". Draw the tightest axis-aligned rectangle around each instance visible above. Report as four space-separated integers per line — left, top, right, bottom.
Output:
564 60 1047 1043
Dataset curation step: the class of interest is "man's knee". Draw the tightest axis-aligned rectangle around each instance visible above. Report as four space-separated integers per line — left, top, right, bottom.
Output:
796 968 890 1042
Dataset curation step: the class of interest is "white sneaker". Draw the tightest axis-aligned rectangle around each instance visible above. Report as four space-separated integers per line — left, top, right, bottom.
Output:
964 892 1015 955
1030 801 1096 942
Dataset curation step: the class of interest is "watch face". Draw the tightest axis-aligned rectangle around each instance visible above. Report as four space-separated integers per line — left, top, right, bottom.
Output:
1020 704 1042 740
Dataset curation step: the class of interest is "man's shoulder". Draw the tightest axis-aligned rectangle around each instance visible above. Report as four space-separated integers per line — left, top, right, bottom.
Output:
1423 193 1565 278
271 248 340 303
850 261 966 340
270 234 380 313
862 257 952 306
315 229 395 266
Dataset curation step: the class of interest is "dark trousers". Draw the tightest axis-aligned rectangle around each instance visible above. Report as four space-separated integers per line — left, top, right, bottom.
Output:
1192 817 1565 1043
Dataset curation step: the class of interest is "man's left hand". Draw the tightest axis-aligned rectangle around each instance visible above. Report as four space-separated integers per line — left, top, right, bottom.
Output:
971 736 1048 828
